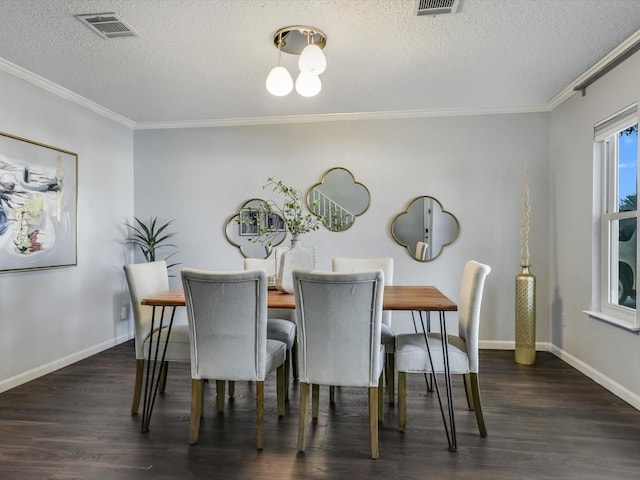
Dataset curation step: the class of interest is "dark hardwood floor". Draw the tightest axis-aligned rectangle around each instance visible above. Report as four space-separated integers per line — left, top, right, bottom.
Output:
1 341 639 479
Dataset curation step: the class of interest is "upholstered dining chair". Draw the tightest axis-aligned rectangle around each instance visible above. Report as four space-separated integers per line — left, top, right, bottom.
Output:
293 270 385 459
123 260 191 415
332 257 396 404
395 260 491 437
181 268 287 449
244 257 298 390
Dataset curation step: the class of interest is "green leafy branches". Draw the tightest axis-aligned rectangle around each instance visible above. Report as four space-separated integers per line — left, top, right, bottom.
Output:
261 177 321 241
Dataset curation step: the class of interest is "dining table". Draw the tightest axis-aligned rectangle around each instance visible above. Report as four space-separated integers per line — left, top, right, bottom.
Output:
140 285 459 450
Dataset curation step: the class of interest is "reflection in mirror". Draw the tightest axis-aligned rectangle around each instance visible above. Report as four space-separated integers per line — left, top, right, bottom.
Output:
224 198 287 259
306 167 370 232
416 241 428 261
391 196 460 261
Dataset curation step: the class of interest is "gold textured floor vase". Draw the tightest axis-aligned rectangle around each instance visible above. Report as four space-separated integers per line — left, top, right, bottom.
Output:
515 265 536 365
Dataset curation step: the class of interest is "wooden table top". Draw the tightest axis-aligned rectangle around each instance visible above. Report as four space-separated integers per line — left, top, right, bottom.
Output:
142 285 457 312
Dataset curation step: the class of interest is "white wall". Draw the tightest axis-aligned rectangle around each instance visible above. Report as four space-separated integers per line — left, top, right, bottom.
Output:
134 113 550 342
5 49 638 409
550 51 640 407
0 70 134 391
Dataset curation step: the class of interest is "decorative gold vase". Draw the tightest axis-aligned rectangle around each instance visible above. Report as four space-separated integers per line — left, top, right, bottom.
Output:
515 265 536 365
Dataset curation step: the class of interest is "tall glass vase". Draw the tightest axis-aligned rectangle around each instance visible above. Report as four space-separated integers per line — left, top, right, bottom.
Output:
515 264 536 365
275 237 315 293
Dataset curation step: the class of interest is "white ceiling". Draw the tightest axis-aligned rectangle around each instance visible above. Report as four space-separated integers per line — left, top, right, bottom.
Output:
1 0 639 127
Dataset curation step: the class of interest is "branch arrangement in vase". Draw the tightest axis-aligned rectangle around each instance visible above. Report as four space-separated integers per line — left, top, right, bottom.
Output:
520 165 530 267
240 178 322 246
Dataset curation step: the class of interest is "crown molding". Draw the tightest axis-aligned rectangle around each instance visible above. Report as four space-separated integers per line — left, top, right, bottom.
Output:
0 57 135 129
548 29 640 110
134 104 550 130
2 54 547 129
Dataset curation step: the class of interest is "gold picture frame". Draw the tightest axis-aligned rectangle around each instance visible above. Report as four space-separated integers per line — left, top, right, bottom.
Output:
0 132 78 273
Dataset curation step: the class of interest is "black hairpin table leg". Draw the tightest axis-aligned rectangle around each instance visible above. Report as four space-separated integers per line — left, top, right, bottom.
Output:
140 305 176 433
418 310 457 451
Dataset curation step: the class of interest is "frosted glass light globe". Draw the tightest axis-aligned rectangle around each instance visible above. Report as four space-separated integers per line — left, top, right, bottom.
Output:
298 44 326 74
266 66 293 96
295 71 322 97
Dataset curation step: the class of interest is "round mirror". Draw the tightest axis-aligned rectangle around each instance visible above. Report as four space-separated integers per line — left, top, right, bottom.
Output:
391 196 460 261
224 198 287 258
306 167 370 232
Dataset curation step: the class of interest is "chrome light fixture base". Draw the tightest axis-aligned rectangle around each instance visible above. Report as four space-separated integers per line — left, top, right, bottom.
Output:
273 26 326 54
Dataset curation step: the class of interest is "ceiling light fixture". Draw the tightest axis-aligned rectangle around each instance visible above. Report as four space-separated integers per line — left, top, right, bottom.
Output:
266 26 327 98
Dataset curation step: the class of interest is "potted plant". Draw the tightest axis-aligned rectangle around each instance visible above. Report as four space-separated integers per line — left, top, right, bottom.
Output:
125 216 179 274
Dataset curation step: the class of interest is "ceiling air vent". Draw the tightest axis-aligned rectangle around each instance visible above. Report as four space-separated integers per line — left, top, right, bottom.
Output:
75 13 138 39
415 0 461 16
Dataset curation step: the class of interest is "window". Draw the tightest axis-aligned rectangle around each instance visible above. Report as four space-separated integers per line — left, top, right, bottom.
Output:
592 103 639 330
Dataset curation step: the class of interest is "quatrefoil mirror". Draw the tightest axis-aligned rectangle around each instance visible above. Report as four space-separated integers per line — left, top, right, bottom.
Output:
224 198 287 259
391 196 460 261
306 167 370 232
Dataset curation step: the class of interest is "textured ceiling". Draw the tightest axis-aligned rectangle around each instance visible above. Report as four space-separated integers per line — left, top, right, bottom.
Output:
0 0 639 126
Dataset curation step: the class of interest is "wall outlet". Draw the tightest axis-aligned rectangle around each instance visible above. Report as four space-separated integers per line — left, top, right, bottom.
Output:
120 306 128 320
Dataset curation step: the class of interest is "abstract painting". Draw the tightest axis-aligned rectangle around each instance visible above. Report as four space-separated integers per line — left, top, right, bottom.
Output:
0 132 77 273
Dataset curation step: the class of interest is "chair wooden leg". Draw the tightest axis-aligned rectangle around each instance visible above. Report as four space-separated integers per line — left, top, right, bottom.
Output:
386 353 395 405
228 380 235 398
329 385 336 404
159 361 169 393
369 386 379 459
131 359 144 415
398 372 407 432
297 382 310 452
284 349 291 401
256 381 264 450
200 381 205 418
463 373 474 410
189 379 203 444
277 364 285 416
378 372 384 423
470 373 487 437
291 342 299 381
216 380 225 413
312 384 320 418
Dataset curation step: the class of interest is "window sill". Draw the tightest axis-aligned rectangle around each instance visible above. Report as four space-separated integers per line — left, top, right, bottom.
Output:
584 310 640 333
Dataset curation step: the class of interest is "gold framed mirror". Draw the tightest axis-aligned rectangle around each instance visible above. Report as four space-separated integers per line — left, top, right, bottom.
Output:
224 198 287 258
306 167 370 232
391 196 460 261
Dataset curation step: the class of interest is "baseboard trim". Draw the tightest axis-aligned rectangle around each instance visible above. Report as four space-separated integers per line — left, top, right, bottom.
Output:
478 340 552 351
478 341 640 410
549 344 640 411
0 333 132 394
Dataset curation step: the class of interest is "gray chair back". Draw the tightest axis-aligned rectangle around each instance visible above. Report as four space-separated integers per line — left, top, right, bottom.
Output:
244 257 296 323
181 268 269 381
293 269 385 387
331 257 393 327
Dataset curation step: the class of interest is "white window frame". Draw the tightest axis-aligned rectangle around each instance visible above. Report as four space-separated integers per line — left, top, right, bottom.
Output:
588 103 640 332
